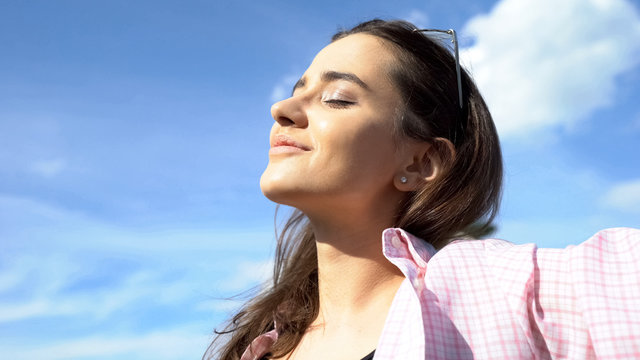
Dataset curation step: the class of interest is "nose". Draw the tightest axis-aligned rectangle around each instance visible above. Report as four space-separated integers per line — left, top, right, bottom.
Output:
271 95 308 128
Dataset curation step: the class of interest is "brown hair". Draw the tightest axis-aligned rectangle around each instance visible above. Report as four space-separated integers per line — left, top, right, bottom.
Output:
206 19 502 359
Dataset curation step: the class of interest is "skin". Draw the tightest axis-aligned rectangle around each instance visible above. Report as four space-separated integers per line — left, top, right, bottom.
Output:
260 33 445 360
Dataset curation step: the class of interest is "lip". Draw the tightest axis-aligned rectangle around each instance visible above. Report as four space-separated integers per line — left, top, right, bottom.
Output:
269 134 311 154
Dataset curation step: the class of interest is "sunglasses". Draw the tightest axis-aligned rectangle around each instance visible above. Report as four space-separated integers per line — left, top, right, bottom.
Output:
413 28 463 109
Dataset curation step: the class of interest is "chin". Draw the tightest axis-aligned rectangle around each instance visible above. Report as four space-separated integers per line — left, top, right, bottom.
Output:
260 169 294 204
260 170 319 211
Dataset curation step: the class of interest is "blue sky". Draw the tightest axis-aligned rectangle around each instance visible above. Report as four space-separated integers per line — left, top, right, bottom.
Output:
1 0 639 359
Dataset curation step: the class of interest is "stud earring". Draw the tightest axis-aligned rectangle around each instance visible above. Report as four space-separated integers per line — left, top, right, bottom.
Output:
400 176 408 184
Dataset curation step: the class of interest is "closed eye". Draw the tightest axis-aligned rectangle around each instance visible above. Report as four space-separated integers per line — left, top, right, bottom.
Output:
323 99 355 109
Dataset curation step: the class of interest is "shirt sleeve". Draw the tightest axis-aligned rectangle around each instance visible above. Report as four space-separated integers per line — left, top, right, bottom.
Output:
531 227 640 359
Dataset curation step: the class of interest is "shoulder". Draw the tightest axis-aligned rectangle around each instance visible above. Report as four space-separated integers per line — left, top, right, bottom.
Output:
421 228 640 358
386 226 640 289
424 227 640 300
424 237 538 304
432 227 640 264
429 236 537 276
566 227 640 255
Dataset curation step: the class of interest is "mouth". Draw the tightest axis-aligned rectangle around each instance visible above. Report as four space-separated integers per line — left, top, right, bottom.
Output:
270 134 311 153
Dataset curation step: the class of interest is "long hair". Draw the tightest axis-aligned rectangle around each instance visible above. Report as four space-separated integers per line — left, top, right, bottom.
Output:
206 19 503 359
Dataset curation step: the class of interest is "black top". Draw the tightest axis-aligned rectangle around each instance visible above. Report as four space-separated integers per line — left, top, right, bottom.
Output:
360 349 376 360
260 349 375 360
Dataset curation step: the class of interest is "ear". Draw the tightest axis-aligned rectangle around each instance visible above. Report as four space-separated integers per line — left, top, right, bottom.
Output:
394 137 456 192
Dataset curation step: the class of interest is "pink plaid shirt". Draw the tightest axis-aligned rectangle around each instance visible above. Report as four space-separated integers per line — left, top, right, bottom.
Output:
242 227 640 359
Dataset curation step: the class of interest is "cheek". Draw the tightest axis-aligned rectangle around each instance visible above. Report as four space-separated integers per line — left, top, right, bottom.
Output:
314 117 398 182
260 109 401 206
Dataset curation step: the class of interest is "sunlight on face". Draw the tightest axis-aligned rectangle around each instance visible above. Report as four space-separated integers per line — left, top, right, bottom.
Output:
260 34 407 216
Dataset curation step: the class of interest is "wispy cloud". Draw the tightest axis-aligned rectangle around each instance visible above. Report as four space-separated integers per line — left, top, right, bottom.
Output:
270 74 299 102
197 298 245 313
0 190 276 324
461 0 640 138
0 254 194 323
195 259 273 321
0 326 211 360
404 9 429 29
633 111 640 132
497 214 623 248
29 158 66 178
217 259 273 292
0 194 272 256
602 178 640 213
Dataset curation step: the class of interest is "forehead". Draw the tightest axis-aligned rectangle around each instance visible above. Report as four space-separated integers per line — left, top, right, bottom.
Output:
305 34 397 84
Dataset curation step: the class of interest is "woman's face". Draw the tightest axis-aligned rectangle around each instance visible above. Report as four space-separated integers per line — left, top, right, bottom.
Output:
260 34 409 215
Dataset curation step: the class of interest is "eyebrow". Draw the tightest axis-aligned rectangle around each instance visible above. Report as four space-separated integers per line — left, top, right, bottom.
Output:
291 71 370 95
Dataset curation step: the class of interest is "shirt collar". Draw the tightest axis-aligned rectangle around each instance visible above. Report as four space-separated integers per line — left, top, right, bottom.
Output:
241 228 436 360
382 228 437 269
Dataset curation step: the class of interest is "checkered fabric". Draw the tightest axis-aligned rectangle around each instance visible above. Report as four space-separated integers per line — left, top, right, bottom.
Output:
241 227 640 359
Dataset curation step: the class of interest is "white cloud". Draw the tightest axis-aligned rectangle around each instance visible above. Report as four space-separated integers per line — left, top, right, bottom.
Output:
0 300 49 323
461 0 640 138
633 111 640 132
0 326 211 360
0 194 274 329
0 255 193 323
0 258 31 293
218 259 273 292
602 178 640 213
0 198 255 326
195 258 274 320
270 74 299 102
0 194 272 255
196 298 244 313
29 158 66 177
404 9 429 29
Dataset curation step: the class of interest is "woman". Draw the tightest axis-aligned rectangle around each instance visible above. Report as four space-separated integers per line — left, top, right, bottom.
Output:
207 19 640 360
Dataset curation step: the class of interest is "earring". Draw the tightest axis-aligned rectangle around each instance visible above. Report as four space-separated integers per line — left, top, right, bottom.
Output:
400 176 408 184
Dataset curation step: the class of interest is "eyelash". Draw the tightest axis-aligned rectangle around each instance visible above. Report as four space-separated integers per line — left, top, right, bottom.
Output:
323 99 355 109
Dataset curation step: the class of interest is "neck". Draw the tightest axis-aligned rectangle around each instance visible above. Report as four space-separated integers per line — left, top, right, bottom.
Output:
307 206 405 329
